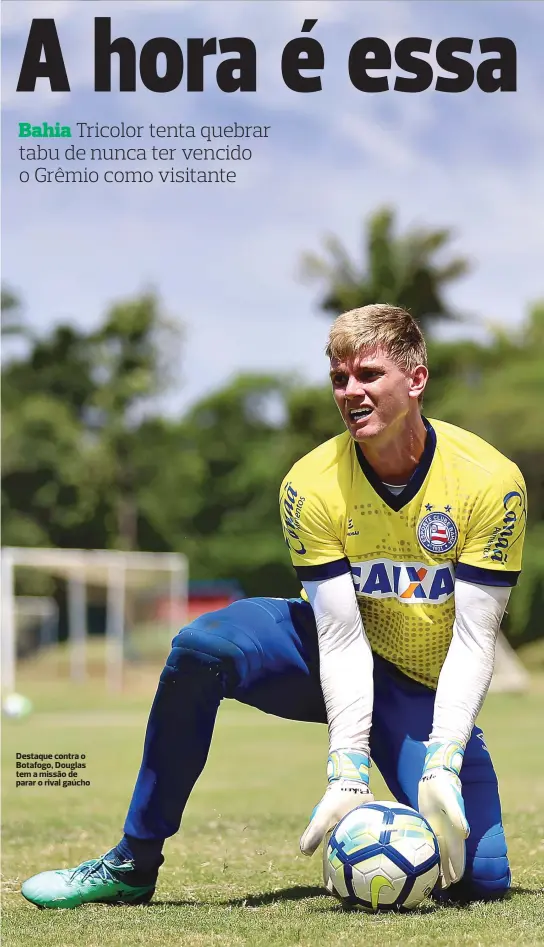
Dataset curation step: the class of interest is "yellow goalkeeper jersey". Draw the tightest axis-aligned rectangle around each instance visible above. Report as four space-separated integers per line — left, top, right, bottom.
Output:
279 418 526 688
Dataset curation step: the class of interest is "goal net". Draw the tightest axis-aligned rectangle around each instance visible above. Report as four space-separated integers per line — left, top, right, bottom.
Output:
1 547 188 693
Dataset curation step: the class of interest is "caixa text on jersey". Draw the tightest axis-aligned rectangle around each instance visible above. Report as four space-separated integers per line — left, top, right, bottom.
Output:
351 561 454 603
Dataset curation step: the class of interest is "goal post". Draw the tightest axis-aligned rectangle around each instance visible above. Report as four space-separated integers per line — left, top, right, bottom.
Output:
1 546 188 693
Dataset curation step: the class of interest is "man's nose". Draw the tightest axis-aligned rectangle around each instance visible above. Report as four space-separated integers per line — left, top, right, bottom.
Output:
345 375 365 397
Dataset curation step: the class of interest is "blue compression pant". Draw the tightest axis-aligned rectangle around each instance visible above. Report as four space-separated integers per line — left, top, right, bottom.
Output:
124 597 510 901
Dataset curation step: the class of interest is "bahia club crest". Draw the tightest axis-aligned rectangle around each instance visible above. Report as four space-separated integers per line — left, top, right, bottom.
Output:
417 510 458 554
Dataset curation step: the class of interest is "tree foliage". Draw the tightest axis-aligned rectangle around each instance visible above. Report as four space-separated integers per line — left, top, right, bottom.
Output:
300 207 470 329
1 287 29 338
2 293 181 552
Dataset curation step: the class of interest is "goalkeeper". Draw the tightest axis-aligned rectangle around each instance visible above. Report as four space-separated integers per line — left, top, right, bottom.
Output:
22 304 526 908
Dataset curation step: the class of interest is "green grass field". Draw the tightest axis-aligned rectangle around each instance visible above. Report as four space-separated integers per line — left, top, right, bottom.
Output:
2 651 544 947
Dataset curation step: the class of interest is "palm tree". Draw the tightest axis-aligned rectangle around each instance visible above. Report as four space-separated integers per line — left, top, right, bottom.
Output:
300 207 470 330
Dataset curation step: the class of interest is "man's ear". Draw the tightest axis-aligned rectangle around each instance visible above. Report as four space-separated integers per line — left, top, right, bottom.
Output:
409 364 429 400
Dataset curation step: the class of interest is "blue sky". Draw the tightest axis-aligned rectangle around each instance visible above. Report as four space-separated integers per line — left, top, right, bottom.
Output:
2 0 543 413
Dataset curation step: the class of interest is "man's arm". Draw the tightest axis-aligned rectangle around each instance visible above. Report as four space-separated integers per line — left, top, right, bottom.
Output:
431 580 510 745
304 572 373 753
418 579 511 888
279 472 376 855
299 572 374 856
419 465 526 887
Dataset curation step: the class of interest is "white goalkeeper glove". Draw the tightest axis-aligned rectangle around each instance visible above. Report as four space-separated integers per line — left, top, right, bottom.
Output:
300 749 373 857
418 740 470 889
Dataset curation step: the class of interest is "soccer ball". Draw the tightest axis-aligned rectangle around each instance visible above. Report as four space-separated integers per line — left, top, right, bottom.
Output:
324 801 440 911
2 692 33 720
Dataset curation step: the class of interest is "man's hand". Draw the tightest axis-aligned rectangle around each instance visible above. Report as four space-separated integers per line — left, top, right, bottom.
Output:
300 750 373 856
418 741 470 889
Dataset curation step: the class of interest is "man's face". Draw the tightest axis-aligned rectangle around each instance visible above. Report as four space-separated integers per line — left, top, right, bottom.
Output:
329 348 426 443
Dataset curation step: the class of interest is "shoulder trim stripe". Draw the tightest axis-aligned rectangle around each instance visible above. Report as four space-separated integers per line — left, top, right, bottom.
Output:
455 563 520 587
295 559 352 581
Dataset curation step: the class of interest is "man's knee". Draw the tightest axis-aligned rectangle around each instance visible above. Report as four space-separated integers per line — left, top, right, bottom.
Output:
160 612 252 693
465 826 511 900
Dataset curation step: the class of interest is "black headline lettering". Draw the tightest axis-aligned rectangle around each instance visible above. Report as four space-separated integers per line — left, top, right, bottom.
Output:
15 18 517 94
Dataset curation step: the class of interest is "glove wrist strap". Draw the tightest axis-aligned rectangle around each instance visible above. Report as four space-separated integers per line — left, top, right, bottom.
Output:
327 749 370 784
423 740 465 777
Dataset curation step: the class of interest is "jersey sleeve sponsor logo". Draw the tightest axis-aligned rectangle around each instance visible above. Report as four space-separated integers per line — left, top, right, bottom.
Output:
417 511 458 554
280 481 307 556
351 559 454 603
483 488 527 563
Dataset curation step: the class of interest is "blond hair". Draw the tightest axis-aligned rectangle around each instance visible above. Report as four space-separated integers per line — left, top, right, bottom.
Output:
326 304 427 372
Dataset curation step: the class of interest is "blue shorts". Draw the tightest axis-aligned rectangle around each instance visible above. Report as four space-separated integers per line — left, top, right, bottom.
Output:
125 596 510 899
